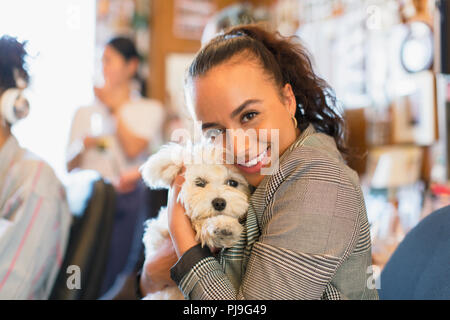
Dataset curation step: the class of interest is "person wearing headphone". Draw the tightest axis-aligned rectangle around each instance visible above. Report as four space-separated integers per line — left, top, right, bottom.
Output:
0 35 71 299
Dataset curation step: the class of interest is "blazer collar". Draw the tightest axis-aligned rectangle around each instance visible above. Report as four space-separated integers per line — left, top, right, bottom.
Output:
249 123 316 223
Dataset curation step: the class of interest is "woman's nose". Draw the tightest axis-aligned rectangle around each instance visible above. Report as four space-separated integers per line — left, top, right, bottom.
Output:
225 128 254 159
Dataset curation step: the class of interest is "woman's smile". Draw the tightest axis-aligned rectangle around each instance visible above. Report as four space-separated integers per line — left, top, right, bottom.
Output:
235 145 271 174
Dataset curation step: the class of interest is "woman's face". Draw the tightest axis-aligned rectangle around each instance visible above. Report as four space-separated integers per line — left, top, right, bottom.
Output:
188 55 299 187
102 45 137 87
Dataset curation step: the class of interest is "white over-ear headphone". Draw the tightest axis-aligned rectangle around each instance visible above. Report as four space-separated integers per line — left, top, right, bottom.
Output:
0 69 29 125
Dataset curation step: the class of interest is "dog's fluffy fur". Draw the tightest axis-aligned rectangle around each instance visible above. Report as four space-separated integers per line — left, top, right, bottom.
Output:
140 143 250 300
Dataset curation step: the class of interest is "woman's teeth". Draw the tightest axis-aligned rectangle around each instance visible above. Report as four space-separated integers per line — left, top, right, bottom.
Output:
241 148 268 167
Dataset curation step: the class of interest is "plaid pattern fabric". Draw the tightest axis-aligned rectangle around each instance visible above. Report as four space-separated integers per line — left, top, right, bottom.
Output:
0 136 72 299
174 124 379 300
321 283 341 300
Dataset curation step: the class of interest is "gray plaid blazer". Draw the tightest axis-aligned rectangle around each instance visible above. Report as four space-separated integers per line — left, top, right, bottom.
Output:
170 124 379 300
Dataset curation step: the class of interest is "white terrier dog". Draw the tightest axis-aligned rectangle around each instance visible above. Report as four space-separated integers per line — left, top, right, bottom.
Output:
139 143 251 299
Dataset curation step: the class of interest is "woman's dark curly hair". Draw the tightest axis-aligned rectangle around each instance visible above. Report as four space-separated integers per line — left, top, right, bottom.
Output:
187 24 348 157
0 35 29 93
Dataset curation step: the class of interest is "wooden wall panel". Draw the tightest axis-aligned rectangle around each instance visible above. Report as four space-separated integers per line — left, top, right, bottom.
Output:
148 0 201 102
148 0 274 103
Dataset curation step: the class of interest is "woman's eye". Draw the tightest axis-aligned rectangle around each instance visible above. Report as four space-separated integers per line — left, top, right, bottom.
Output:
241 112 258 123
195 178 207 187
204 128 224 141
227 179 238 188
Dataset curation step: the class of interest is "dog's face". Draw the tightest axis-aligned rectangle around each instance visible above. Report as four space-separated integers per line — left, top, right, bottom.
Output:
140 143 251 248
180 163 250 222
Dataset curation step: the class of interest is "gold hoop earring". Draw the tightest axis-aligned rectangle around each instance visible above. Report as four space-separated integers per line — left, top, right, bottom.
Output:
292 116 298 129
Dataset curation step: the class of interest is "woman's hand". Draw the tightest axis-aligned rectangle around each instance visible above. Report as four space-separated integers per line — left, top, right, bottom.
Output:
83 136 99 150
167 168 198 258
94 85 129 113
139 236 178 296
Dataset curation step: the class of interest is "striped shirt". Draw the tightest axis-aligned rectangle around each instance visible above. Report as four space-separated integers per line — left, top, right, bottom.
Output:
170 124 379 300
0 135 71 299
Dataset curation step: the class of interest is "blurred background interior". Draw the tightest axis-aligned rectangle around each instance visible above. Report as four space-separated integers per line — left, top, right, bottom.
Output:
1 0 450 295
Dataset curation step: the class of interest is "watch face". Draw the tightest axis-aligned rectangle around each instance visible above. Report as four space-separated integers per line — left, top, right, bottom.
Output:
400 21 434 73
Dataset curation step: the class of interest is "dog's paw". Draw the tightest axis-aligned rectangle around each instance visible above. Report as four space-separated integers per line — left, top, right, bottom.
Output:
214 228 233 237
212 226 242 248
200 215 243 249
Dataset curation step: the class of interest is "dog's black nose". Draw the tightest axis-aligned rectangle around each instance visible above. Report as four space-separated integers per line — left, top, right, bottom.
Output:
212 198 226 211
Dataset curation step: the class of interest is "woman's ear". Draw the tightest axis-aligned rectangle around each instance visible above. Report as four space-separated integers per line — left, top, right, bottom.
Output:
126 57 139 79
282 83 297 118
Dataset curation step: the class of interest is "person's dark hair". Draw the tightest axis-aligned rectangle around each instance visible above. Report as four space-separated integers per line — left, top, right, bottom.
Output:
107 36 148 96
0 35 29 92
188 24 348 157
107 36 140 62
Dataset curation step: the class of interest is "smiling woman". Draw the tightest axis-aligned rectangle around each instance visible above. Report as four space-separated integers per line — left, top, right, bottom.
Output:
184 26 346 187
140 24 379 300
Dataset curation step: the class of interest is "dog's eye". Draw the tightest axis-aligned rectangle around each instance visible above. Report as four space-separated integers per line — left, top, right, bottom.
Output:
195 178 207 187
227 179 238 188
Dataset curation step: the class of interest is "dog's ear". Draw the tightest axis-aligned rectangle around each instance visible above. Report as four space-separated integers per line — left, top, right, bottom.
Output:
140 143 186 189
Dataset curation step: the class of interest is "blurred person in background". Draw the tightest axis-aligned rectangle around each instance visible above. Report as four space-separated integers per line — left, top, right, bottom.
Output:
67 36 165 189
0 35 71 299
66 36 165 296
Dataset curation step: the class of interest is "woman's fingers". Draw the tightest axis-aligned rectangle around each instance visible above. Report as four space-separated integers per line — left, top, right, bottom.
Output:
166 166 199 257
171 166 186 188
167 166 186 222
83 136 98 149
167 182 188 228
